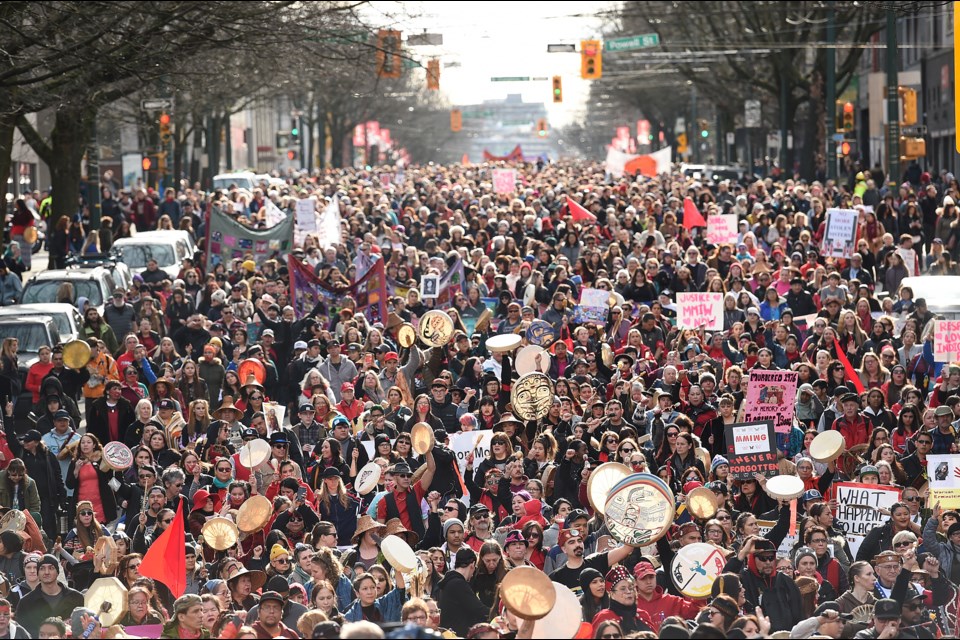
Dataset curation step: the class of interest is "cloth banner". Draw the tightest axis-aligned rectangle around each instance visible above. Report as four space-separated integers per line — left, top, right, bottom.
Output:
706 214 739 245
205 207 294 269
834 482 901 558
934 320 960 363
822 209 859 258
482 146 524 162
435 257 465 309
288 255 388 326
743 370 798 434
927 454 960 509
723 420 778 480
604 147 640 179
676 292 723 330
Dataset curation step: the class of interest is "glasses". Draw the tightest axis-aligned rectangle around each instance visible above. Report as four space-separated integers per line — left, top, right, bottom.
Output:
444 506 458 512
905 602 924 611
397 473 412 479
716 515 731 521
250 396 263 401
161 518 174 525
601 634 623 639
128 563 141 570
606 438 618 443
917 440 933 445
275 558 290 565
755 555 776 562
79 510 94 517
810 538 827 544
905 496 921 502
217 466 232 472
667 432 679 438
273 443 288 449
139 474 154 480
895 541 915 548
620 448 635 454
704 608 719 616
631 460 644 467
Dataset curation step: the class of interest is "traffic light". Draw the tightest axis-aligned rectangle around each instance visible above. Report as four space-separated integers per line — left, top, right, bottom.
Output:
536 118 548 136
426 59 440 90
838 140 858 157
677 133 688 154
141 157 152 171
159 113 172 145
276 132 290 150
900 136 926 158
698 119 709 139
552 76 563 103
287 150 298 161
842 102 854 132
290 118 300 144
377 30 402 78
581 40 602 79
899 87 918 125
450 109 462 132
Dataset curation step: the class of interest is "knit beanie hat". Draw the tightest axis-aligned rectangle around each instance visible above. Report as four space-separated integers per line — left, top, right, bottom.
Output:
710 455 729 473
269 544 289 562
443 518 464 538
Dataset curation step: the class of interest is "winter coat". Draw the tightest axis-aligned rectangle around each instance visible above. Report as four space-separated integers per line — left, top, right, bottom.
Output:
724 554 804 632
437 570 490 637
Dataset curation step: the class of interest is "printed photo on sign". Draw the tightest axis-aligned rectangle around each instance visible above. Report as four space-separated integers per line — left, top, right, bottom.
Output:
744 370 798 434
927 454 960 509
421 274 440 299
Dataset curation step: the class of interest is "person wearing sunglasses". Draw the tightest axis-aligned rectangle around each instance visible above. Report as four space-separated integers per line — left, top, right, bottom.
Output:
726 535 804 633
376 452 436 540
591 565 655 634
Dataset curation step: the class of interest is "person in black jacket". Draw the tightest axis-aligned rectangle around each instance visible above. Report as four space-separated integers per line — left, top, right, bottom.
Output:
785 278 818 317
4 427 64 541
85 382 135 446
15 555 83 637
437 547 489 637
723 536 803 632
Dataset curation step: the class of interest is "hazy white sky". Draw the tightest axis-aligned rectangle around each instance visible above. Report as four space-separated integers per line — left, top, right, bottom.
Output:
366 1 617 126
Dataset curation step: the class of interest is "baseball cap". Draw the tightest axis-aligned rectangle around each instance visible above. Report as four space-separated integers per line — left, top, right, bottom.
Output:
54 410 71 421
384 351 399 361
158 399 176 411
802 489 823 502
874 598 900 620
293 340 308 350
298 403 316 413
813 601 852 620
340 382 354 392
21 430 41 443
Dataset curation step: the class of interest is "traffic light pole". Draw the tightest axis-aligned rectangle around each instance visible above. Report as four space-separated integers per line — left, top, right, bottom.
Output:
825 1 837 181
885 8 900 186
691 86 699 164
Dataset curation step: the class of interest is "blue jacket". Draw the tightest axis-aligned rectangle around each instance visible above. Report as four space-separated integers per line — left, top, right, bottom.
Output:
342 586 405 623
0 273 22 305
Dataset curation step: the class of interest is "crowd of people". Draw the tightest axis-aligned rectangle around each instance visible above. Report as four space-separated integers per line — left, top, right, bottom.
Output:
0 159 958 639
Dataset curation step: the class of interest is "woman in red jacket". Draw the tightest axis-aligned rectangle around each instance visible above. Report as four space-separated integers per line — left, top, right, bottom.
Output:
25 346 53 405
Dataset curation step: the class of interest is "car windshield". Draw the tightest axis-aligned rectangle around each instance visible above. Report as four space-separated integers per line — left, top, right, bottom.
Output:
117 244 176 269
213 177 253 191
0 323 52 353
22 280 103 306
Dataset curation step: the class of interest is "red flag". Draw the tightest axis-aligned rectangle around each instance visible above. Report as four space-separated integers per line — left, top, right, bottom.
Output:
139 500 186 598
566 196 597 222
682 197 707 230
833 337 866 394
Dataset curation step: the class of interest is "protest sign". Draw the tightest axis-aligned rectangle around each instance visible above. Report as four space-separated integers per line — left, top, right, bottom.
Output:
449 430 494 481
575 288 609 324
927 454 960 509
744 370 799 434
723 420 778 480
706 214 739 245
676 292 723 330
756 520 798 557
294 198 317 246
934 320 960 362
492 168 518 194
420 274 439 299
834 482 901 558
822 209 859 259
206 208 293 269
316 195 342 249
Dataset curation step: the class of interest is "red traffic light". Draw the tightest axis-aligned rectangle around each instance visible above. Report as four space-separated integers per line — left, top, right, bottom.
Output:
159 113 171 125
842 102 854 114
840 142 851 155
141 157 152 171
287 150 297 160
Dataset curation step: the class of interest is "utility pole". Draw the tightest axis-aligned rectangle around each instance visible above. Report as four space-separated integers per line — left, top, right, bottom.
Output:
86 117 101 230
825 0 837 180
780 72 788 172
885 8 900 186
691 85 699 163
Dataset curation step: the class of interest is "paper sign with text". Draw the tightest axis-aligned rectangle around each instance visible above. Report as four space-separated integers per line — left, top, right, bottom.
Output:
706 214 739 245
677 292 723 330
822 209 859 259
934 320 960 363
834 482 901 558
927 454 960 509
723 420 778 479
744 370 799 434
756 520 798 557
492 168 518 194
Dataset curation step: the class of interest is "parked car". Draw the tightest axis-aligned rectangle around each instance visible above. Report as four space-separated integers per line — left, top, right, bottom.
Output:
0 303 83 344
212 172 257 192
112 230 197 279
20 267 120 315
896 275 960 320
0 315 61 420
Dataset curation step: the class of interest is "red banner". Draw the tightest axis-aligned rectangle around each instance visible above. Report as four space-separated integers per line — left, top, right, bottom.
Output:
482 145 524 162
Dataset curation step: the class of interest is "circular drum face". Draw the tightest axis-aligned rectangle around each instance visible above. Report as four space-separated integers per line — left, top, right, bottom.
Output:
511 372 554 421
417 310 454 347
671 543 729 598
525 320 557 347
605 477 675 546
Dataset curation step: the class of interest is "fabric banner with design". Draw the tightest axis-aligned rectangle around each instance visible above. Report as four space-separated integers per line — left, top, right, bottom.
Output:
205 208 294 269
288 255 388 326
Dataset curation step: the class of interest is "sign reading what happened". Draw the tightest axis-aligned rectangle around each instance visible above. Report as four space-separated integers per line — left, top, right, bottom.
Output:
834 482 902 558
934 320 960 363
676 292 723 330
724 420 778 480
744 370 799 434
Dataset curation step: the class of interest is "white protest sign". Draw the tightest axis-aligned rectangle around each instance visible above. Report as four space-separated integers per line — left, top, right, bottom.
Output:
927 454 960 509
449 429 494 481
934 320 960 363
294 197 318 246
706 214 739 245
361 438 396 461
316 195 342 249
677 292 723 330
834 482 901 558
822 209 858 259
757 520 798 557
492 169 517 195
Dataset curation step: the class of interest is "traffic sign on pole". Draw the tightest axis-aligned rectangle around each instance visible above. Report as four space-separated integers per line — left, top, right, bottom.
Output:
141 98 173 111
547 44 577 53
604 33 660 52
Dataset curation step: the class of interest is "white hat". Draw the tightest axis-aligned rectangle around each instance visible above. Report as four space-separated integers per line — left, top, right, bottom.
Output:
293 340 308 350
945 196 955 206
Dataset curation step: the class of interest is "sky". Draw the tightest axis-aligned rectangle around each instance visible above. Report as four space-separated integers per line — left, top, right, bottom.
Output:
364 1 618 126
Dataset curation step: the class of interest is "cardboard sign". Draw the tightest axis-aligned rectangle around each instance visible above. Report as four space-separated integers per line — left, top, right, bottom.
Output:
575 288 610 324
927 454 960 509
492 168 518 194
744 370 799 434
934 320 960 363
822 208 859 259
706 214 739 245
834 482 901 558
676 292 723 330
756 520 799 556
723 420 778 480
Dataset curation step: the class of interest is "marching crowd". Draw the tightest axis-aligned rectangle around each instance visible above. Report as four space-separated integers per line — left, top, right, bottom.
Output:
0 159 959 639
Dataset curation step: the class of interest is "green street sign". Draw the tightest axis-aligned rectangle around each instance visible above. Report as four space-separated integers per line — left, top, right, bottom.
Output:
604 33 660 52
